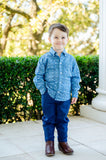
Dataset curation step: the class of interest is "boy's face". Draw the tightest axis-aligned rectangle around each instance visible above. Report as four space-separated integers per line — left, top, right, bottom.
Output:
49 28 69 54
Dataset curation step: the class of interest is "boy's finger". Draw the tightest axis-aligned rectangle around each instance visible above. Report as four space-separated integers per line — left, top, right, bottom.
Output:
71 98 77 104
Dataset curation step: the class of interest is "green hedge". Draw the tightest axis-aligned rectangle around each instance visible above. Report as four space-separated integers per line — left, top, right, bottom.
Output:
0 55 99 124
72 55 99 115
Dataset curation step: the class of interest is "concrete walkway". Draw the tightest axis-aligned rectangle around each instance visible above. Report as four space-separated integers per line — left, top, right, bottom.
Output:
0 116 106 160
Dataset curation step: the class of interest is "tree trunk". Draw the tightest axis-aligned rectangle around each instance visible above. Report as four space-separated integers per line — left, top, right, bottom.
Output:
0 0 47 56
0 14 14 56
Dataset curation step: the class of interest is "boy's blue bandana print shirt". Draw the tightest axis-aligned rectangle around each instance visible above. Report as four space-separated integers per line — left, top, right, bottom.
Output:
33 47 80 101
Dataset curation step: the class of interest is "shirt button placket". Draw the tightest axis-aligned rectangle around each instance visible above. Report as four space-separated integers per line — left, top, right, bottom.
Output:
59 60 62 94
60 60 62 75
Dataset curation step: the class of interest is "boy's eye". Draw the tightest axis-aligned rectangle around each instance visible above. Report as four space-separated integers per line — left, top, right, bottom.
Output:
54 36 65 39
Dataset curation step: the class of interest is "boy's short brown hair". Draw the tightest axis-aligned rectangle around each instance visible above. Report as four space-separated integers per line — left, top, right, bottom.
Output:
48 23 69 37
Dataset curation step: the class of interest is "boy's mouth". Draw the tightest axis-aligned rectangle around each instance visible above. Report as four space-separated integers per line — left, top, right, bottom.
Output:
56 43 62 45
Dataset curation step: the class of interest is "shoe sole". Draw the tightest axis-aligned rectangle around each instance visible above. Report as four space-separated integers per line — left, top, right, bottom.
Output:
58 144 73 155
46 153 55 157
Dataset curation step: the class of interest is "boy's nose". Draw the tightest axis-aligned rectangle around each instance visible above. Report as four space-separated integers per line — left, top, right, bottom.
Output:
58 38 62 41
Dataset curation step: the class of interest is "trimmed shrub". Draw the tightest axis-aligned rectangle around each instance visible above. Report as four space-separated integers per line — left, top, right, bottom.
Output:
0 55 99 123
71 55 99 115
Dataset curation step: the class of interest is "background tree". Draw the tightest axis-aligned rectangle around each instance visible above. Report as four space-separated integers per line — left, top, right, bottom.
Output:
0 0 99 57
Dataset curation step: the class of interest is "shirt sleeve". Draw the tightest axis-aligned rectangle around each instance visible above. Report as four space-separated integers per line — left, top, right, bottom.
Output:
71 58 81 98
33 56 46 95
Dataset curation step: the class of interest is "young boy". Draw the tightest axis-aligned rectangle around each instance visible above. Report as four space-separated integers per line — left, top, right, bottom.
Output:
33 23 80 156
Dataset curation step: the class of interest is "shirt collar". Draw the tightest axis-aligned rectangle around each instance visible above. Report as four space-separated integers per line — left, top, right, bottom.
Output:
50 47 67 56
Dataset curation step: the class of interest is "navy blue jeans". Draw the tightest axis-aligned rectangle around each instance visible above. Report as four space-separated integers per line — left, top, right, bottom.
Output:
41 91 71 142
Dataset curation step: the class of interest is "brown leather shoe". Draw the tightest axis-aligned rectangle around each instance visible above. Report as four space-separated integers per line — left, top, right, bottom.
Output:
45 141 55 156
58 142 74 155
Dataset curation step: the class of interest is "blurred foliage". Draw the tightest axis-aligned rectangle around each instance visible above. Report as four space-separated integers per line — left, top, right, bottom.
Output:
71 55 99 115
0 56 42 123
0 0 99 57
0 55 98 123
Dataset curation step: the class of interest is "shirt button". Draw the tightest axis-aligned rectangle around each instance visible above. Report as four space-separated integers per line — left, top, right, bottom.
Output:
60 72 62 74
60 62 62 64
58 91 60 93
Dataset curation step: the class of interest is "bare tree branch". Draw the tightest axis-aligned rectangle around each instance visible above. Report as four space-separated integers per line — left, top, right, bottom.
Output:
11 24 23 29
30 0 40 17
32 0 40 12
0 3 31 20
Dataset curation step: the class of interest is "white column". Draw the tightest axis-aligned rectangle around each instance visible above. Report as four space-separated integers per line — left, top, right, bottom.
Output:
92 0 106 112
80 0 106 123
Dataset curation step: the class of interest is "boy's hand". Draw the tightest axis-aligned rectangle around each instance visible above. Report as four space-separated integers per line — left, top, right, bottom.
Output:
71 98 77 104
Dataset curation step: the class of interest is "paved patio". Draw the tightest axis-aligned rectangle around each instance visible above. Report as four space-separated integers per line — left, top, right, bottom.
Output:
0 116 106 160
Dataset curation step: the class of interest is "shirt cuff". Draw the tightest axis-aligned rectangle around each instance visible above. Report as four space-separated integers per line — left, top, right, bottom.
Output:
40 87 46 95
72 91 78 98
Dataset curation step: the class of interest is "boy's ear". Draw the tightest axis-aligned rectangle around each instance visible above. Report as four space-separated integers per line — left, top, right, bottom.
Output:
67 37 69 43
48 37 51 43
